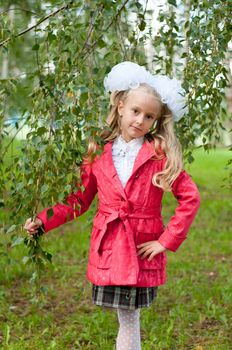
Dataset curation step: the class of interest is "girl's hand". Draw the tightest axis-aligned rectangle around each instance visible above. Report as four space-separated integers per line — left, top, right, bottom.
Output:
24 218 43 235
137 240 166 261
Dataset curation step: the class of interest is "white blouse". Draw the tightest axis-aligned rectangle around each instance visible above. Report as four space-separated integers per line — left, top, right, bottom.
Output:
112 135 144 188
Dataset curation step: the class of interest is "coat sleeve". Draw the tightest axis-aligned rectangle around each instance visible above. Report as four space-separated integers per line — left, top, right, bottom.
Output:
158 169 201 252
36 161 98 233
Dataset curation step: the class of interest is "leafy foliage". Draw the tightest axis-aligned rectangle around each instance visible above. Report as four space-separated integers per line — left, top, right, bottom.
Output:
0 0 231 269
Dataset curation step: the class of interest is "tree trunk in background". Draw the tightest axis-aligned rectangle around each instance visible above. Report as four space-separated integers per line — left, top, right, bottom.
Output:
223 48 232 146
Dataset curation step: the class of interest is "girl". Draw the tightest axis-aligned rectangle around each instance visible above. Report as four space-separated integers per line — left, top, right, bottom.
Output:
24 61 201 350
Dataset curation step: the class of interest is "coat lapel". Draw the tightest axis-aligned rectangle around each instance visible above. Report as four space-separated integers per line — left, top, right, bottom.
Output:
131 140 156 175
98 142 127 200
97 139 159 199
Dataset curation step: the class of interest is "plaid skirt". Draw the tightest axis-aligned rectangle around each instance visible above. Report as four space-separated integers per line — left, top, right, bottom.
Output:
92 284 158 310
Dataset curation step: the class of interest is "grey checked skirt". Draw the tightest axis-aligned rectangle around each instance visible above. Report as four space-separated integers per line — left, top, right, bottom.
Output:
92 284 158 310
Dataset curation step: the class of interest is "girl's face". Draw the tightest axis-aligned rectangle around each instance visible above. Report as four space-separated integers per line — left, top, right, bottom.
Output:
118 88 161 142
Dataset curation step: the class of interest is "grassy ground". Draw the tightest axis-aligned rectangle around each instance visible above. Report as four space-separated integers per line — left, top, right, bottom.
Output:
0 148 231 350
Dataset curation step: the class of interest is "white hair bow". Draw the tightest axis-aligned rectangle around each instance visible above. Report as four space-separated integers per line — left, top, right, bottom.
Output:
104 61 188 122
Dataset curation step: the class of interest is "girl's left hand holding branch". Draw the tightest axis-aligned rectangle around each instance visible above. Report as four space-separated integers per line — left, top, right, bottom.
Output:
137 241 166 261
24 217 43 235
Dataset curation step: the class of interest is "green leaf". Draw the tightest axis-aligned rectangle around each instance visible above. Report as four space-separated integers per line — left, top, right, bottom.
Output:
12 237 24 247
42 251 52 263
187 154 194 163
37 127 47 135
6 225 17 234
168 0 177 6
47 208 54 220
5 324 10 346
181 52 188 58
97 39 106 48
41 184 49 193
80 91 88 104
48 33 56 41
64 35 71 43
22 256 30 264
139 20 146 31
32 43 40 51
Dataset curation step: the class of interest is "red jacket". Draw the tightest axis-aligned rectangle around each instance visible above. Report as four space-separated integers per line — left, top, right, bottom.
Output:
37 140 200 287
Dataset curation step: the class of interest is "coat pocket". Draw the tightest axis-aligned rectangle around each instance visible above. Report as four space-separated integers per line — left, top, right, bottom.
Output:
136 231 165 270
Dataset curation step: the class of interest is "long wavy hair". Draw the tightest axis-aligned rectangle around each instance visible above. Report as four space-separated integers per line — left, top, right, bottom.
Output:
85 84 183 192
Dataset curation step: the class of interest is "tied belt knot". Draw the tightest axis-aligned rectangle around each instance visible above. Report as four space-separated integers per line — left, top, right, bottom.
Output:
96 201 161 285
118 202 130 220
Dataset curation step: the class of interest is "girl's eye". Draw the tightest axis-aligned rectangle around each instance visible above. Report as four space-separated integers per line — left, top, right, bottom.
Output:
133 109 138 114
146 115 153 120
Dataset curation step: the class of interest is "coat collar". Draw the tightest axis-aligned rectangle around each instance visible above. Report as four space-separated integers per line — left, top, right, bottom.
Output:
97 139 158 200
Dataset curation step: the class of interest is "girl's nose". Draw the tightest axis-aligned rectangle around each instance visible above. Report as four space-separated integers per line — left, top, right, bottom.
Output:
136 114 145 124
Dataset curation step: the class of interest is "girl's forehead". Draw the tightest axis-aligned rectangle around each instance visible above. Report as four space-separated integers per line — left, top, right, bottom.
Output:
127 88 159 101
126 89 161 110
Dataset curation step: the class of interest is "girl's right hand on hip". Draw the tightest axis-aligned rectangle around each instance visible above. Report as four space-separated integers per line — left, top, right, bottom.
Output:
24 218 42 235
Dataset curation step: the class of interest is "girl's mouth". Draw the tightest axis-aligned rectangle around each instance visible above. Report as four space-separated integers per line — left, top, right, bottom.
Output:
131 126 141 131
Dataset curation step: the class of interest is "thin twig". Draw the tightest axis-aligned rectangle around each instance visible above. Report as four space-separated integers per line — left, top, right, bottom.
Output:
0 1 74 48
0 67 73 80
2 119 27 158
81 0 130 61
0 8 39 16
116 21 127 58
131 0 149 58
79 3 104 57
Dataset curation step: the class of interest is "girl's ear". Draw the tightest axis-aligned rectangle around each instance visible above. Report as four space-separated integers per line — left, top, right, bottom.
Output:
117 100 124 116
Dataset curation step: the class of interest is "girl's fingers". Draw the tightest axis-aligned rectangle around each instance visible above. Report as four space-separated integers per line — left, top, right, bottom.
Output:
28 230 38 235
24 218 34 229
137 242 163 260
137 241 153 255
137 248 145 256
137 242 154 253
147 250 158 261
28 227 38 232
141 247 154 259
137 241 152 248
24 218 42 228
35 218 42 226
24 218 32 229
23 217 42 235
24 223 36 230
137 246 153 258
27 226 39 234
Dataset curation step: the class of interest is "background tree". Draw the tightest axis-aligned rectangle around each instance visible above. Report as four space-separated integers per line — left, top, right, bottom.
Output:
0 0 231 266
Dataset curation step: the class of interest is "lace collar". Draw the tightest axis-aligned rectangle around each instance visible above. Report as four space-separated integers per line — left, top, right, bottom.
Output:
112 135 144 157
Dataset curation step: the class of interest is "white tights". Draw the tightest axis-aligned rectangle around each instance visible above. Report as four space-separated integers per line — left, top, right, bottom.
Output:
116 309 141 350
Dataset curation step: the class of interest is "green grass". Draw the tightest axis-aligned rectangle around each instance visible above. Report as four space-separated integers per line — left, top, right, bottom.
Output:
0 147 231 350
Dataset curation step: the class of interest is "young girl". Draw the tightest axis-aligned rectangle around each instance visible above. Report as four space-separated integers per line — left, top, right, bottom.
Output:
24 61 200 350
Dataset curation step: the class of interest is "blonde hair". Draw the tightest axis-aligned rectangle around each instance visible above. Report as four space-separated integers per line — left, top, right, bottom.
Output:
86 84 183 192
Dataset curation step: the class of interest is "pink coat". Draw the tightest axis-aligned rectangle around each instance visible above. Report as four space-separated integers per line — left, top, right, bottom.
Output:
37 140 201 287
